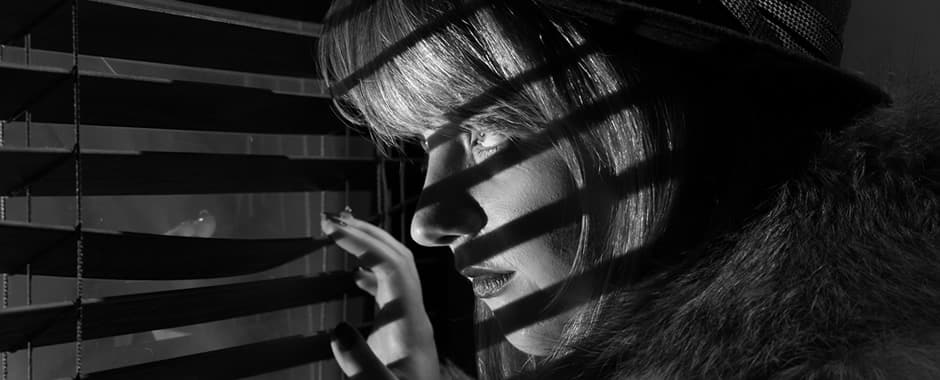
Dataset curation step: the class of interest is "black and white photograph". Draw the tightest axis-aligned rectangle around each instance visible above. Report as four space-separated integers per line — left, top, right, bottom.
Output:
0 0 938 379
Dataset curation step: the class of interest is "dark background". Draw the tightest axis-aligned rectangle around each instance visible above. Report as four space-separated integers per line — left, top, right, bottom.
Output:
0 0 937 379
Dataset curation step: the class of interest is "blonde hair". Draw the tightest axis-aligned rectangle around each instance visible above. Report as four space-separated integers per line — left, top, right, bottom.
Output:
320 0 688 377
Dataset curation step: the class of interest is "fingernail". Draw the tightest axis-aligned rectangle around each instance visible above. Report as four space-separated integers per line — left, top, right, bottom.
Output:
321 212 347 226
332 322 356 350
341 205 354 218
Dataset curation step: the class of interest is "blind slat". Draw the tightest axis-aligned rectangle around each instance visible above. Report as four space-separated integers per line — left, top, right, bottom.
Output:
2 0 322 77
0 63 341 135
0 221 330 279
0 0 60 45
0 147 377 196
0 272 364 353
83 325 373 380
82 325 370 380
83 333 334 380
93 0 322 37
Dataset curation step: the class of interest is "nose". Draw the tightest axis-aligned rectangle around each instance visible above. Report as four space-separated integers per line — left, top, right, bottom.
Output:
410 134 486 247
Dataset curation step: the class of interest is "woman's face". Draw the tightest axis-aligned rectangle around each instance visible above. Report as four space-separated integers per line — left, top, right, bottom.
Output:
411 125 593 355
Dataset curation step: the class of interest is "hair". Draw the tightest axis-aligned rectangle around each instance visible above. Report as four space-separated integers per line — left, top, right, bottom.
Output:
319 0 717 378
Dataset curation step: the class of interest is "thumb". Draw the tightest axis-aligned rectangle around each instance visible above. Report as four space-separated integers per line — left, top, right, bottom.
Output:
330 322 396 380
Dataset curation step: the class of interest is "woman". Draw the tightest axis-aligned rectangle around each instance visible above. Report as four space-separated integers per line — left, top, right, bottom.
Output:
318 0 940 379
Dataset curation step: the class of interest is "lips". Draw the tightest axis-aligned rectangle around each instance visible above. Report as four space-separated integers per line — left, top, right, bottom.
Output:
469 272 514 298
460 267 515 299
457 256 515 299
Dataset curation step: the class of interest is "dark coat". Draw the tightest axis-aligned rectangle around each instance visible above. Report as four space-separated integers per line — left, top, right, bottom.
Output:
513 80 940 380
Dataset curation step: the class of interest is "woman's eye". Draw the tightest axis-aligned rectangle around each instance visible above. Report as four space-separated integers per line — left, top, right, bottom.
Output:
471 130 509 156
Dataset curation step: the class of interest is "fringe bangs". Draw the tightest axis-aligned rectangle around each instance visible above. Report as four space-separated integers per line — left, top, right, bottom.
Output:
320 0 538 152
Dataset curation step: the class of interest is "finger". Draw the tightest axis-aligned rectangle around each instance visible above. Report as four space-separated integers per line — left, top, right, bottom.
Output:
354 268 378 297
321 213 402 272
338 213 412 259
330 322 396 380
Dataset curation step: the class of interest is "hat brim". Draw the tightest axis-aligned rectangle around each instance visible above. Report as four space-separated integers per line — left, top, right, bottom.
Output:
543 0 891 117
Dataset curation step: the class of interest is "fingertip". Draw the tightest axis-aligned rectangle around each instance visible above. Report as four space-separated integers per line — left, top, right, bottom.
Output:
320 213 341 236
332 322 358 350
323 212 348 226
353 266 373 277
328 328 349 374
329 323 351 373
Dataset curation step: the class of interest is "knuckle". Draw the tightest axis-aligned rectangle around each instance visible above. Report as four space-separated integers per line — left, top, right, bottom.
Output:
372 261 402 278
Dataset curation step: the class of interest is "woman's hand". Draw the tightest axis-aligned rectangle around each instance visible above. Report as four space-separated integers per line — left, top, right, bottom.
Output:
321 210 440 380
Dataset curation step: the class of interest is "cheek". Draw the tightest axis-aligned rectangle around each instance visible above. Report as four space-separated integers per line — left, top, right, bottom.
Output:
483 151 584 289
474 150 577 223
483 151 580 262
510 153 581 266
545 217 582 270
514 153 575 199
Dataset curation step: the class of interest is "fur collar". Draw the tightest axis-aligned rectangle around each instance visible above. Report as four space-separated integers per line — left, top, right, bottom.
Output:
525 79 940 379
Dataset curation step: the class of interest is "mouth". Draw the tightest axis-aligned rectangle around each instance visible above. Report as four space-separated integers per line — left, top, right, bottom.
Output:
461 267 515 299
